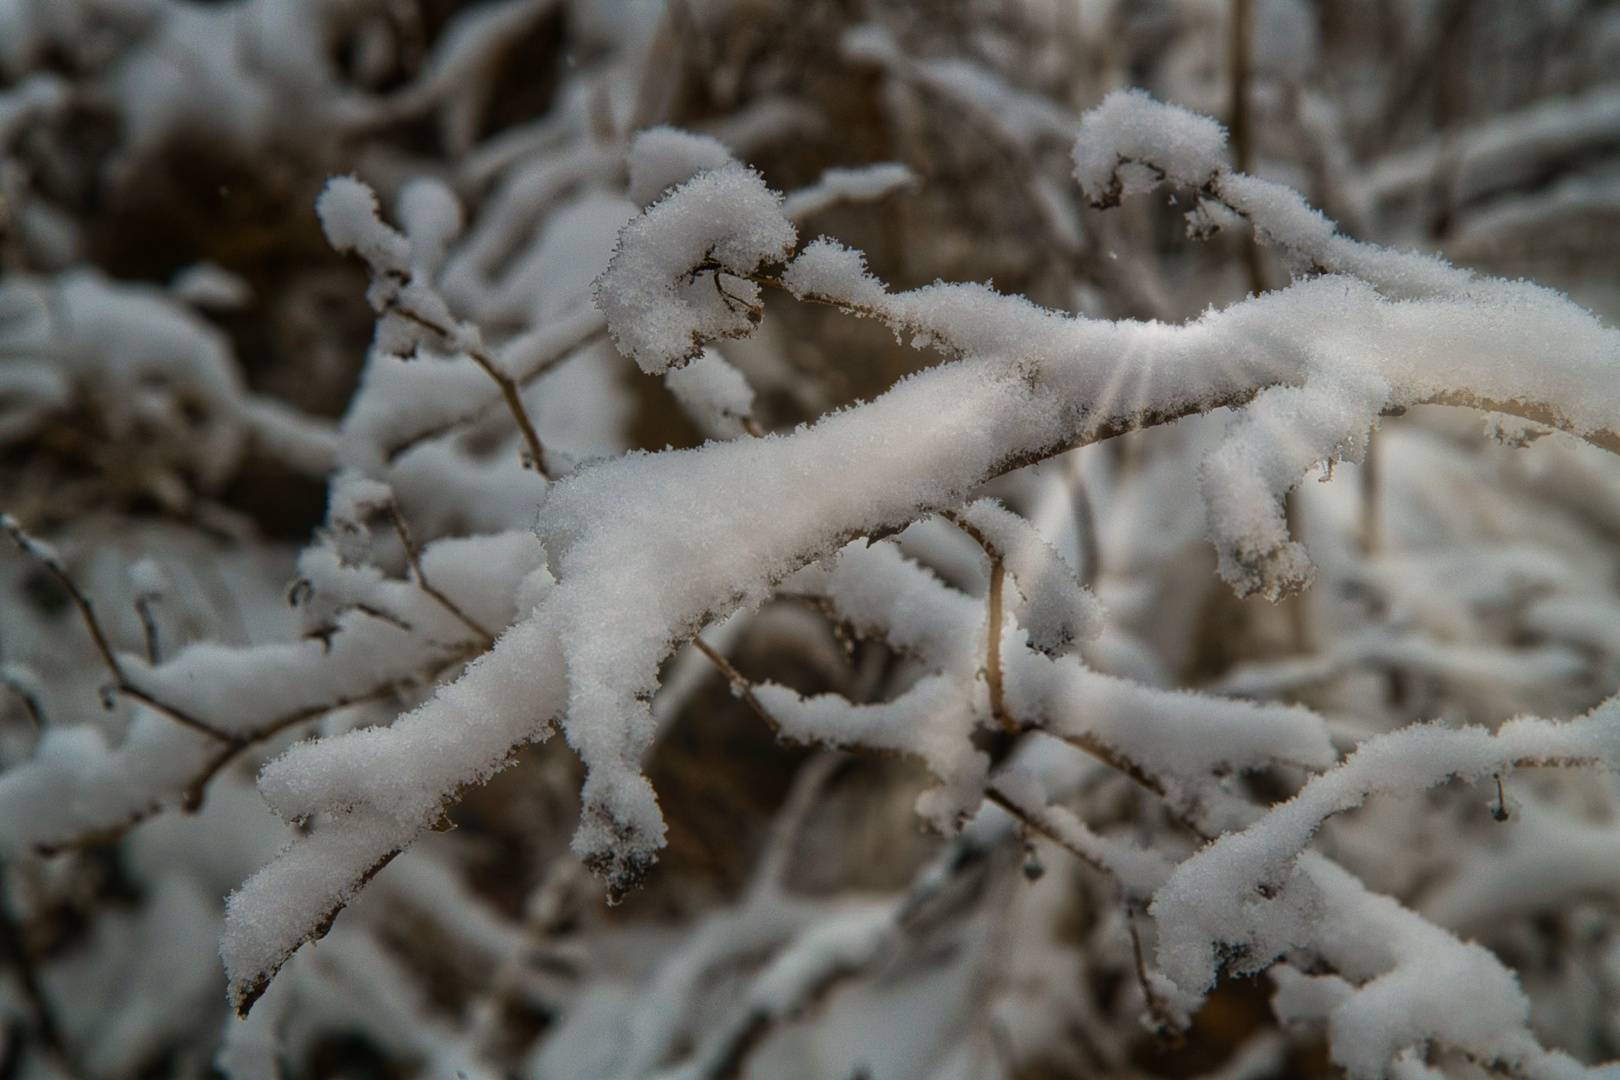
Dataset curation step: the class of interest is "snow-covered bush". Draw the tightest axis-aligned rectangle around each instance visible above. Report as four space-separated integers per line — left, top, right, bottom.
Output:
3 2 1620 1078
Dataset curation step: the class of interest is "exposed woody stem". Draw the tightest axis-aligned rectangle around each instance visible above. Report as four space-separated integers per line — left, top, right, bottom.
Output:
985 560 1012 732
390 306 554 477
1360 425 1382 555
938 511 1017 734
134 594 162 665
1421 391 1620 456
1126 903 1179 1032
382 321 607 465
691 636 777 729
984 787 1113 879
1 516 232 743
385 502 497 648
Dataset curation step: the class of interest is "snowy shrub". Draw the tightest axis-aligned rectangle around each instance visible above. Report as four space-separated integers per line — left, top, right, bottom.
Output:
3 2 1620 1079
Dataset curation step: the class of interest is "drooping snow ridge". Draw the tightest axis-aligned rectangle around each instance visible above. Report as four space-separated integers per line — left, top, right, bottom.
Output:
757 675 987 831
221 808 419 1016
1003 645 1336 829
593 162 798 374
1150 703 1620 1006
1272 855 1604 1080
787 240 1620 594
1200 358 1393 597
1072 89 1227 206
792 538 981 668
228 611 565 1011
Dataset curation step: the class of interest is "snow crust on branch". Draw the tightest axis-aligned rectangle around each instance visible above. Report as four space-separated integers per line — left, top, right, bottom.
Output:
1071 88 1229 206
6 61 1608 1075
594 160 797 374
213 92 1620 1022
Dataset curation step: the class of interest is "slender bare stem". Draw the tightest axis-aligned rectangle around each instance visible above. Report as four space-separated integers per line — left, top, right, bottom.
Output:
385 502 496 648
938 511 1017 734
134 594 161 665
691 636 779 730
4 516 119 683
984 787 1113 879
1360 425 1381 555
466 346 553 475
1126 903 1179 1032
37 674 423 852
2 516 232 742
390 307 554 477
985 559 1012 731
0 675 42 729
177 679 413 812
382 322 606 465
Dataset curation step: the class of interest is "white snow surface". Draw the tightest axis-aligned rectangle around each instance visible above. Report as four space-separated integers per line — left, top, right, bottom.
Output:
594 162 797 373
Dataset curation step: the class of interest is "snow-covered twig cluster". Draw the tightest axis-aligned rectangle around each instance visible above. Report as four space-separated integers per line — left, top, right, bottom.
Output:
4 2 1620 1079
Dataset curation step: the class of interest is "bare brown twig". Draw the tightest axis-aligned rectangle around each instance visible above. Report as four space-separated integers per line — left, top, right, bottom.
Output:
690 636 778 730
0 674 42 729
382 322 607 465
937 511 1017 735
384 501 497 648
1 516 232 743
1126 903 1181 1033
388 306 555 477
133 594 161 665
984 787 1114 880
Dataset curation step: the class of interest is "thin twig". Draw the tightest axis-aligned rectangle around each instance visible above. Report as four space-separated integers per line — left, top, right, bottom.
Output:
385 502 496 648
754 224 1620 469
0 676 42 729
691 636 779 730
1125 903 1179 1033
938 511 1017 734
390 306 554 477
118 684 232 742
177 680 413 812
134 594 161 665
36 675 422 852
466 345 553 476
985 558 1012 732
984 787 1113 880
1360 425 1381 555
2 516 233 742
3 516 119 683
1228 0 1266 298
382 322 607 464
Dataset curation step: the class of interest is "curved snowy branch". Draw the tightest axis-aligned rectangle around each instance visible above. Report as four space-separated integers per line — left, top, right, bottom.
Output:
221 91 1620 1016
